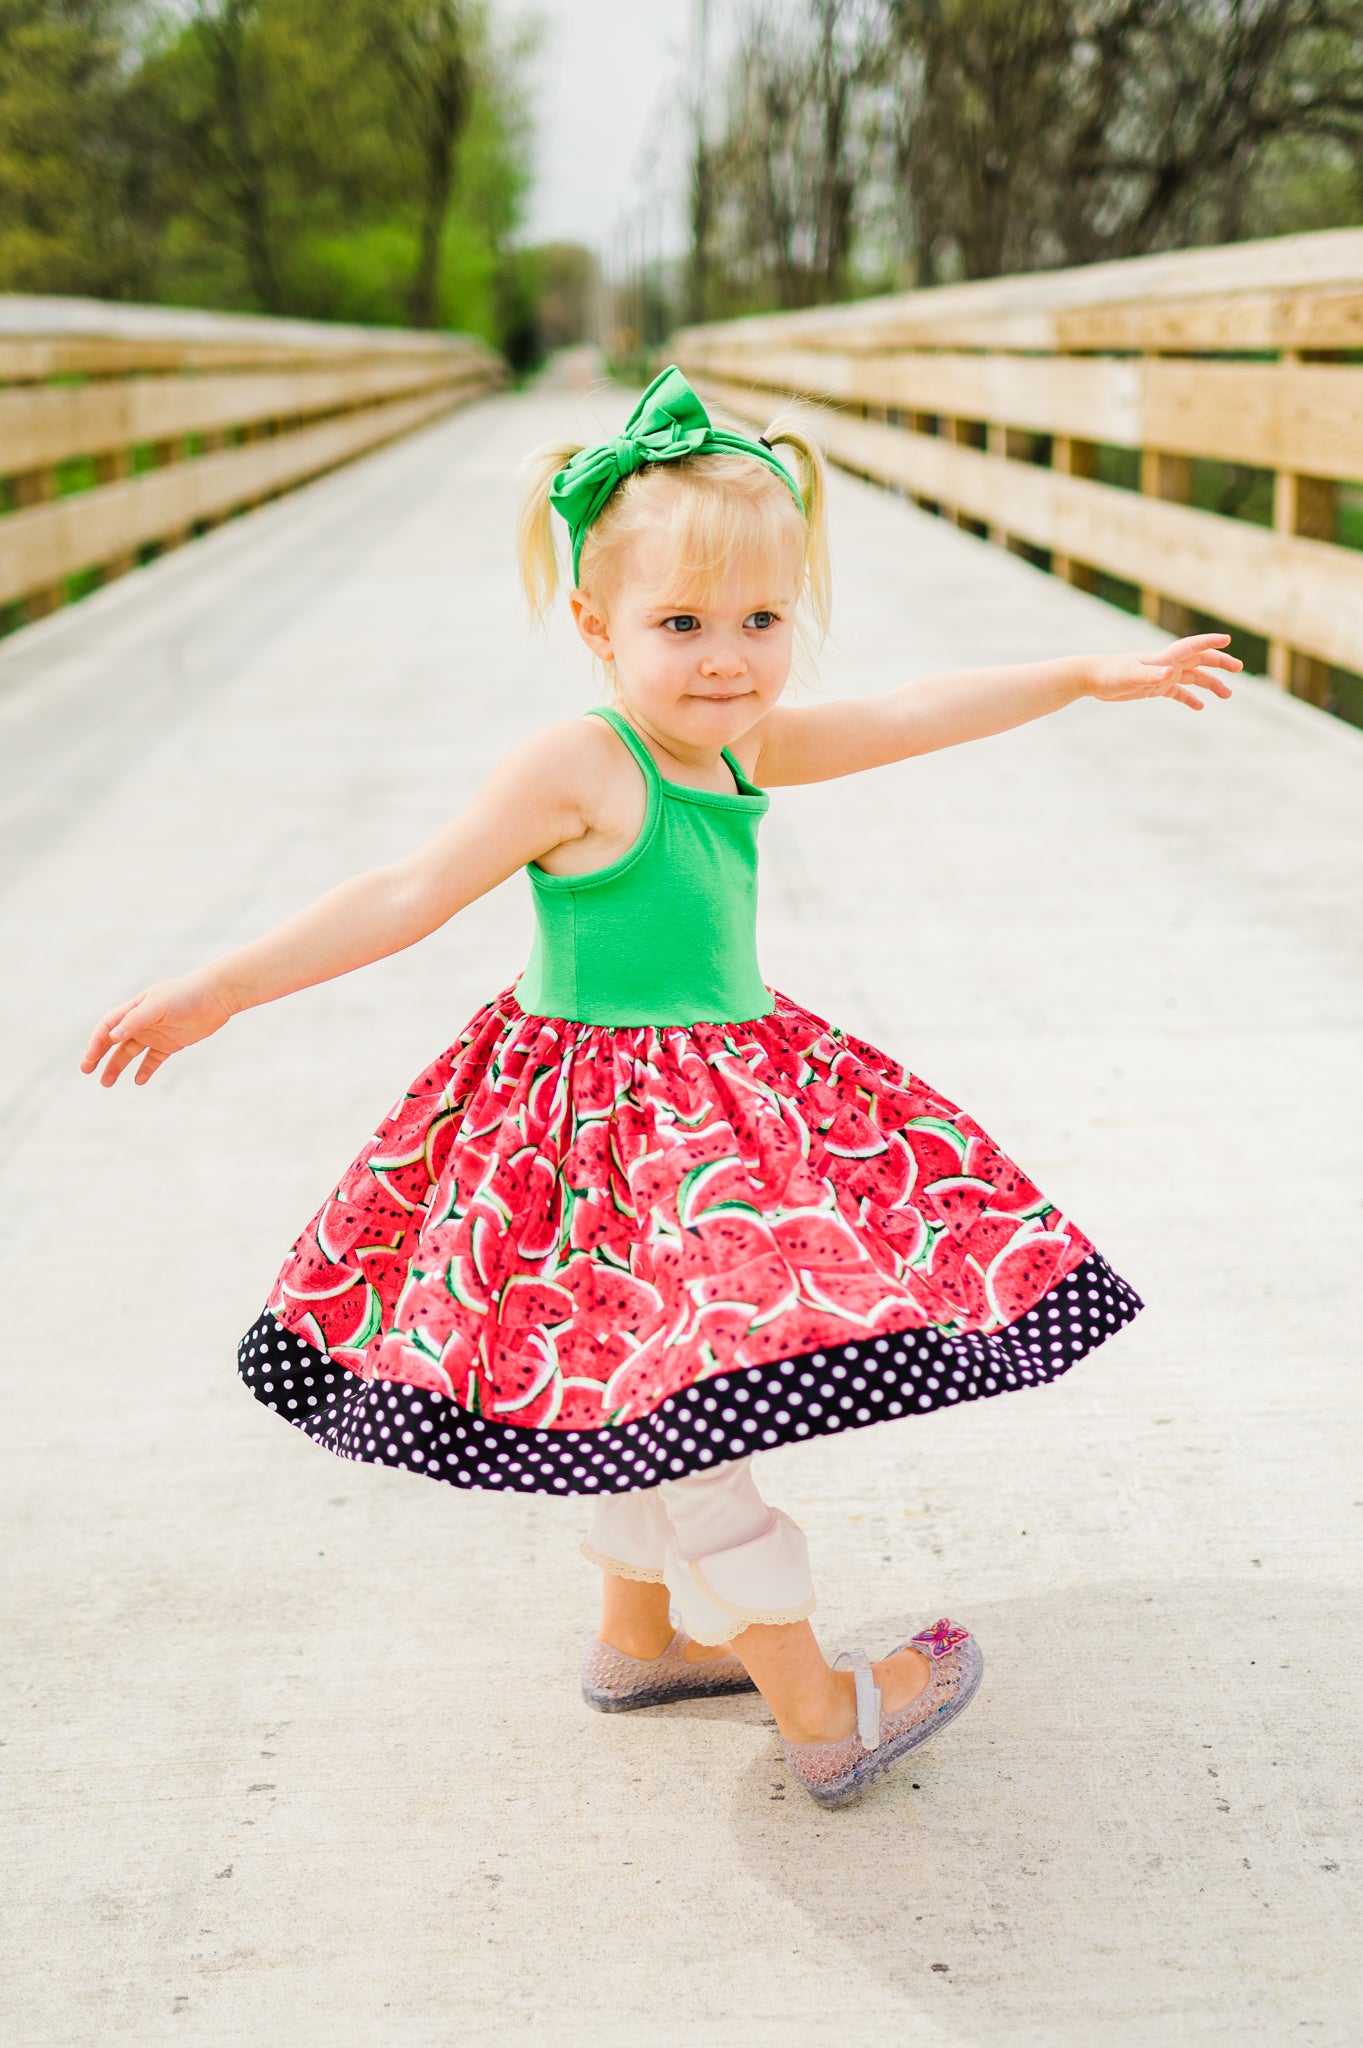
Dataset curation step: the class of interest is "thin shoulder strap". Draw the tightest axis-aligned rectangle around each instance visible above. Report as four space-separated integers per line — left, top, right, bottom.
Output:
585 704 660 788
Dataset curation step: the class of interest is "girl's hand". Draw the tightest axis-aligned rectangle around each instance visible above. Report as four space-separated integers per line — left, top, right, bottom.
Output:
80 974 236 1088
1088 632 1240 709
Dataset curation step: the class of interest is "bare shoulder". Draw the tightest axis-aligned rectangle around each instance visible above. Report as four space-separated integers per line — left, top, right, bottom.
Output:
472 713 638 859
484 715 611 803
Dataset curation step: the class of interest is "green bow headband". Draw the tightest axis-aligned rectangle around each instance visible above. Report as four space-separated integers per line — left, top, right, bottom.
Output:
548 364 805 584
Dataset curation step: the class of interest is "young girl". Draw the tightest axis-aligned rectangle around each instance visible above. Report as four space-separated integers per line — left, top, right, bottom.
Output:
82 367 1236 1809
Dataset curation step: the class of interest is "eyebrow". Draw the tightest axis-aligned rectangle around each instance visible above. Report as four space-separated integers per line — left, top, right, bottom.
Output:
642 598 792 617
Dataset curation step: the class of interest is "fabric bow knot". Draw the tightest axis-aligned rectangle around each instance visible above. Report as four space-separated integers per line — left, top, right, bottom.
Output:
549 364 804 582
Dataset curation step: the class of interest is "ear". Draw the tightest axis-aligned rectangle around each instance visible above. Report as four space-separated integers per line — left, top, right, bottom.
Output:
570 589 614 664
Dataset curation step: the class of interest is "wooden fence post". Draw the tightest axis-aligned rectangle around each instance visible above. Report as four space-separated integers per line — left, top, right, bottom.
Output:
10 468 62 618
1139 449 1194 633
911 413 939 514
947 417 973 528
1051 437 1097 590
1269 355 1336 703
94 449 137 581
986 423 1007 545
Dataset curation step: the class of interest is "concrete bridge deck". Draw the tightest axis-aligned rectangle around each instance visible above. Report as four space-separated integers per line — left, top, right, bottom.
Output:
2 387 1360 2047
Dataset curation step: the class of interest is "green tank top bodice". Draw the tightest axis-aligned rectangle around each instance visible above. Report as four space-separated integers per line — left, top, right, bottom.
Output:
513 705 775 1028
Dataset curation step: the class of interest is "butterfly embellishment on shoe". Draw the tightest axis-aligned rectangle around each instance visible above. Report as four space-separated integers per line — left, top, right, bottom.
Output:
910 1618 971 1659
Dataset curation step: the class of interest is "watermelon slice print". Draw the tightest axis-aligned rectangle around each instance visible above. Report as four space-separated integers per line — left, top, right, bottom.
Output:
845 1131 914 1205
923 1175 994 1235
266 984 1097 1429
905 1116 970 1186
965 1207 1041 1267
496 1273 574 1331
823 1103 887 1159
491 1334 562 1426
772 1209 868 1268
986 1231 1072 1324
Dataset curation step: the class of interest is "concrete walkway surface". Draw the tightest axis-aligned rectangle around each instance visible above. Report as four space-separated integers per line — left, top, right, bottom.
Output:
1 388 1361 2047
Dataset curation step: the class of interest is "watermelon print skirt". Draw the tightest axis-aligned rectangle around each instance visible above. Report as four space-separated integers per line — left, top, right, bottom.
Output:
238 985 1142 1496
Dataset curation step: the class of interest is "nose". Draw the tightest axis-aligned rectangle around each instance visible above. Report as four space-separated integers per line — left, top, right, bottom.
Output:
699 639 748 680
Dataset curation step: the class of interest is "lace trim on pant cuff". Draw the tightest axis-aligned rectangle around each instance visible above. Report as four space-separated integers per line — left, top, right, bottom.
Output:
580 1539 665 1583
686 1555 815 1622
685 1587 818 1647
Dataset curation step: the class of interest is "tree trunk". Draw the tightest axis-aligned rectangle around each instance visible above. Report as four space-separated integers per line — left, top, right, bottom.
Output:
410 133 455 327
204 2 282 315
374 1 468 331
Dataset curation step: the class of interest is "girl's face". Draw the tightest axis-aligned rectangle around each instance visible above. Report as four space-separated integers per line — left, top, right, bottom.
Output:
571 522 800 759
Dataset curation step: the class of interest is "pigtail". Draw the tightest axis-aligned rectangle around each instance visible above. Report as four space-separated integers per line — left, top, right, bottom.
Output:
763 414 831 643
516 439 584 619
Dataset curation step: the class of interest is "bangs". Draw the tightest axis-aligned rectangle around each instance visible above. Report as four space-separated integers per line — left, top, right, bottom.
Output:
580 454 806 614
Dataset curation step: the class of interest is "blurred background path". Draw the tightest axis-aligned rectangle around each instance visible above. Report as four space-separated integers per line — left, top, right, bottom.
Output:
2 388 1361 2047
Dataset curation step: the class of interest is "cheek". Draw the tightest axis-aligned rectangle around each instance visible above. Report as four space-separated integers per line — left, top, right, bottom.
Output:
758 627 795 673
649 632 696 669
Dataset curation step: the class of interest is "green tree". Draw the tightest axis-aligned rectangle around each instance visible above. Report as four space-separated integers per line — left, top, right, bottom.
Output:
0 0 537 352
0 0 149 296
372 0 471 328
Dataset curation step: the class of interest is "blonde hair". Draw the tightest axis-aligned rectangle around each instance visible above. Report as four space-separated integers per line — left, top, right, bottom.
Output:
516 404 831 672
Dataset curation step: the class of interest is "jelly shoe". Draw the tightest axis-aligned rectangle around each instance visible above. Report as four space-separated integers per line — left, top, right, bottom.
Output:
781 1618 983 1808
581 1628 757 1713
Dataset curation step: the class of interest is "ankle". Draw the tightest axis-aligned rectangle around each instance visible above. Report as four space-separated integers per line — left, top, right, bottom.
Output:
772 1668 857 1746
597 1620 674 1661
597 1574 674 1662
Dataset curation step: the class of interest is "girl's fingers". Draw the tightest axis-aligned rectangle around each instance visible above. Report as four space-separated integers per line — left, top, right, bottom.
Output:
100 1038 142 1088
110 1000 155 1043
1162 631 1231 656
134 1049 166 1086
81 1001 138 1071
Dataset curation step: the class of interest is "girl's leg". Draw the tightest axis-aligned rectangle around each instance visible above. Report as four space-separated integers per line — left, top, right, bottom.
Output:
730 1621 930 1744
583 1485 733 1664
655 1460 931 1740
597 1572 674 1661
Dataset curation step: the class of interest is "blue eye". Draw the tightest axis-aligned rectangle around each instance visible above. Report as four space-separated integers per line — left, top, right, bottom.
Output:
747 610 777 629
663 615 700 633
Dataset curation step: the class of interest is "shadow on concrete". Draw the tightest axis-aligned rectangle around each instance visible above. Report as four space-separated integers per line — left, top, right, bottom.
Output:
727 1579 1359 2041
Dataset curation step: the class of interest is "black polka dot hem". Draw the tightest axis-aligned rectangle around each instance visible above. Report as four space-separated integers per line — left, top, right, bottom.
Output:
237 1252 1141 1497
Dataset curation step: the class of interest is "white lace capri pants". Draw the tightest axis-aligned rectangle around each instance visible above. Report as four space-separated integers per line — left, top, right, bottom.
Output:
582 1457 814 1644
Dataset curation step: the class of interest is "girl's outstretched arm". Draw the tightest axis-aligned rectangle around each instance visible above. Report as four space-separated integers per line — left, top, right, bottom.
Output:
81 721 606 1088
751 633 1239 787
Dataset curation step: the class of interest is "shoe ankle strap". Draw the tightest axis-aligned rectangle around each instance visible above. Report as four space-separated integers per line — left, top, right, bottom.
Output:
833 1648 882 1749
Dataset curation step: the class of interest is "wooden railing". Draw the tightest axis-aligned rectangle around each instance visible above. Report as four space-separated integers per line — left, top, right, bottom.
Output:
0 297 504 625
674 228 1363 706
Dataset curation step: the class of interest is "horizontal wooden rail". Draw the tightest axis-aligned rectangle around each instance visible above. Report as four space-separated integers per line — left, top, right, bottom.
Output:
0 388 458 610
0 296 466 380
675 227 1363 709
688 226 1363 354
684 345 1363 481
0 296 504 627
1 357 488 474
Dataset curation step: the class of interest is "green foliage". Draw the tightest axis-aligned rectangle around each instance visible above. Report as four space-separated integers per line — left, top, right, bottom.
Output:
0 0 153 296
0 0 537 349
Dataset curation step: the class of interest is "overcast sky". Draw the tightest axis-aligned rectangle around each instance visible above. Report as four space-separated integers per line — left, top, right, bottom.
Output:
518 0 701 258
